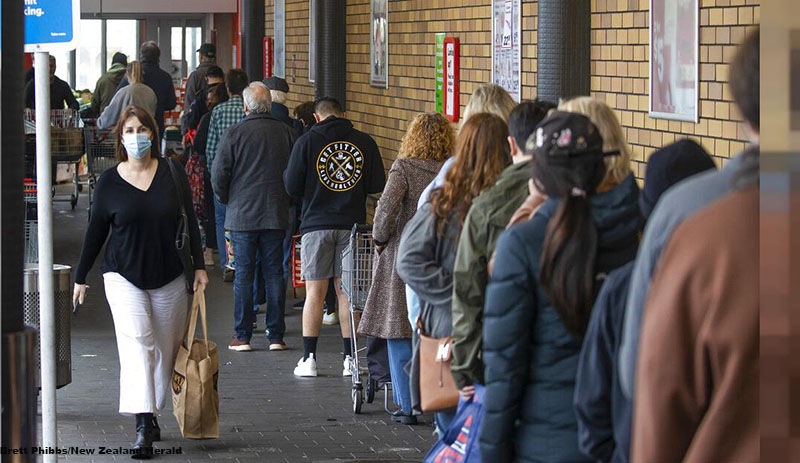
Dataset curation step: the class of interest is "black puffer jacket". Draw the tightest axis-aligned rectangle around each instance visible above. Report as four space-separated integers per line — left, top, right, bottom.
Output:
480 174 640 463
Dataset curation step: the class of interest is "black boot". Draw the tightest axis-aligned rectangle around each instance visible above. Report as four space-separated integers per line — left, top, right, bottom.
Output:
131 413 154 459
150 416 161 442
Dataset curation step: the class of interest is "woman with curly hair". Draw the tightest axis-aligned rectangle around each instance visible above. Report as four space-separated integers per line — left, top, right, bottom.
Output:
396 112 511 432
359 112 455 424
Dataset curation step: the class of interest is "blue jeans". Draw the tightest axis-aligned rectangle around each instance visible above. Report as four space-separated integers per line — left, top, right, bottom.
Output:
213 196 228 268
387 338 413 414
253 254 265 310
231 230 286 343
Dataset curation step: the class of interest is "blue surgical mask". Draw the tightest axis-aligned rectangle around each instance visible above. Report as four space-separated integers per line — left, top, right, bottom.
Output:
122 133 152 159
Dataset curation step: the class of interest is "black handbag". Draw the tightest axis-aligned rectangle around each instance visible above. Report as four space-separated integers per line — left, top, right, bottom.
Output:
166 158 195 294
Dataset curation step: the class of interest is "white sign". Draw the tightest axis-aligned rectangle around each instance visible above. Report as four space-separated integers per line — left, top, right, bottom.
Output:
491 0 521 102
24 0 80 52
445 42 456 117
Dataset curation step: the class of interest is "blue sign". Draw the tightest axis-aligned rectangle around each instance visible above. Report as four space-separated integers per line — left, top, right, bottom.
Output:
24 0 79 52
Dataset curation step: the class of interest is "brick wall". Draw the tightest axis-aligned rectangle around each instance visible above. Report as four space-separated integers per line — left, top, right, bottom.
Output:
265 0 757 177
591 0 760 177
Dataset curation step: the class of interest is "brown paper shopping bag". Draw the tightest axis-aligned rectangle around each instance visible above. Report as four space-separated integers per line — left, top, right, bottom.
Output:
172 289 219 439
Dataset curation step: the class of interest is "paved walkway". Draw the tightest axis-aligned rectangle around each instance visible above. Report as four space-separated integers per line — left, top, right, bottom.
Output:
41 184 436 462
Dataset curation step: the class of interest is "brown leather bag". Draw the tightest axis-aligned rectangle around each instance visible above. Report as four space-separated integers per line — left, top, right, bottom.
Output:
418 320 459 412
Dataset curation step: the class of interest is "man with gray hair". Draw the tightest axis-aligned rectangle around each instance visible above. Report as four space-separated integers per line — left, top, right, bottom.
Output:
211 81 298 352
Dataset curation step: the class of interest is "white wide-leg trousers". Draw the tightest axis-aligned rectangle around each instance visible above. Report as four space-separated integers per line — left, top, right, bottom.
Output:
103 272 189 415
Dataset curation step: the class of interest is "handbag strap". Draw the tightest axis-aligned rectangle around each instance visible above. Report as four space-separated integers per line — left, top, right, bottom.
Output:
185 289 212 359
166 157 187 216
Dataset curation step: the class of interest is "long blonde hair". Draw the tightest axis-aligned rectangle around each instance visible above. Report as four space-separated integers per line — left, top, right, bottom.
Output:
558 97 632 186
462 83 517 126
126 61 143 85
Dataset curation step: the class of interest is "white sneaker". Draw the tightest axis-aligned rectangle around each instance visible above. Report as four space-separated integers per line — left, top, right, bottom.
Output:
342 355 355 377
322 311 339 325
294 354 317 377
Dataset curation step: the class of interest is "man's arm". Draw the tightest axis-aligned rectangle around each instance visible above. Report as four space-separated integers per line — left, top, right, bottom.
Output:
183 72 199 110
631 234 705 463
164 75 177 111
283 139 308 198
210 130 234 204
205 110 221 170
366 139 386 194
63 82 80 110
450 207 489 389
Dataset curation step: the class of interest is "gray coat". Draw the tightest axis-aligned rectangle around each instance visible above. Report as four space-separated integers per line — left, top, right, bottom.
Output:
97 83 157 129
396 202 462 339
211 112 297 231
358 158 443 339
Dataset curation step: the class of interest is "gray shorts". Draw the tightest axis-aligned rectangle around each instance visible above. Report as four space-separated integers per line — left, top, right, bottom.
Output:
300 229 351 281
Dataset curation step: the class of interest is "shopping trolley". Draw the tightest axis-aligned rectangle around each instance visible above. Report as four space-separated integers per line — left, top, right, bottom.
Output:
83 122 118 220
290 234 304 298
23 109 84 209
23 179 38 264
341 224 393 414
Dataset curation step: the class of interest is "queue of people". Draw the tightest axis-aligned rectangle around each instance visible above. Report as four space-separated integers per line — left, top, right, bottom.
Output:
69 26 758 462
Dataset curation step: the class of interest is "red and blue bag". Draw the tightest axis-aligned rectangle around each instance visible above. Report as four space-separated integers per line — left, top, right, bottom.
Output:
423 384 485 463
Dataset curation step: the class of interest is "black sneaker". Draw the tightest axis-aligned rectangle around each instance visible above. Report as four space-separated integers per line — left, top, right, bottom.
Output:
222 267 235 282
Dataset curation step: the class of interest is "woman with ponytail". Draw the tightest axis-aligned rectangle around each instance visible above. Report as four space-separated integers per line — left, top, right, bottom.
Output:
98 61 158 130
479 111 640 463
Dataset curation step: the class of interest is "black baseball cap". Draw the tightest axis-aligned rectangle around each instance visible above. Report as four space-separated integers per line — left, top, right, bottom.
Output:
197 43 216 58
529 111 619 161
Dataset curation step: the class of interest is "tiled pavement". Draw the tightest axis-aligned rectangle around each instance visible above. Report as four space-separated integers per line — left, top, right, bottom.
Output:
40 185 436 462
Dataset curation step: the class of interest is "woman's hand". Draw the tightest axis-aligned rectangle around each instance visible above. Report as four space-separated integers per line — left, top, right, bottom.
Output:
460 385 476 399
72 283 88 308
193 269 209 292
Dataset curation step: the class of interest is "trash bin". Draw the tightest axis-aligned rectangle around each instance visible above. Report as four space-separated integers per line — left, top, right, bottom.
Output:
22 264 72 389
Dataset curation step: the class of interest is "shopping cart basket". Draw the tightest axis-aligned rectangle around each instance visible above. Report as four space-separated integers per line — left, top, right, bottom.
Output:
341 223 388 414
23 109 84 209
83 122 118 220
290 234 304 298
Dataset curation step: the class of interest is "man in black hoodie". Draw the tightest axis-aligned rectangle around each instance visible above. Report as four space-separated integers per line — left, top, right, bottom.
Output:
284 97 386 377
118 41 177 138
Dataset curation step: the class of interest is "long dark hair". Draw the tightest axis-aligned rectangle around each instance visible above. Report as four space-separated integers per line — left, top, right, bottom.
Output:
532 128 607 339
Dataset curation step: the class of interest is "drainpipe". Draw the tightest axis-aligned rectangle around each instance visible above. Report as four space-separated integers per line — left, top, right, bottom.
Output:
241 0 265 81
315 0 347 109
537 0 591 102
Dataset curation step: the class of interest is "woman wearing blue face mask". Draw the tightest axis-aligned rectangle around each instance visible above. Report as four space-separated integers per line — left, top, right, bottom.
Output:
73 105 209 459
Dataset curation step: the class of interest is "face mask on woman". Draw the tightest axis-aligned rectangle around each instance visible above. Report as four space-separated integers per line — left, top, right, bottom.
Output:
122 133 152 159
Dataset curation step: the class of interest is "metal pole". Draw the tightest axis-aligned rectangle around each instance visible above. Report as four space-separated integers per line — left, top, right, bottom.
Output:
34 50 58 463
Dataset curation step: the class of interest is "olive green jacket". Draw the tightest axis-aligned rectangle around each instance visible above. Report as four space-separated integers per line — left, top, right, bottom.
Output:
450 160 531 389
90 63 127 116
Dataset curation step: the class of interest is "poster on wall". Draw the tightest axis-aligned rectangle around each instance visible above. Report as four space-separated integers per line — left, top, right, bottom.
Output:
491 0 521 102
649 0 698 122
370 0 388 88
435 33 445 113
274 0 286 78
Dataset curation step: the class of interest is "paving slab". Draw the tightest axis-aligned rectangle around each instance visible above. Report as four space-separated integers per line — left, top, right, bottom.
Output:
32 184 437 462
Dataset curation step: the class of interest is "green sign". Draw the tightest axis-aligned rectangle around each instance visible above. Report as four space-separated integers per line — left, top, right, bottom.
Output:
435 33 445 113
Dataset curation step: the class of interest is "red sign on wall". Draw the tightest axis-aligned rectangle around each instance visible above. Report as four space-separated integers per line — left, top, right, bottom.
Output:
264 37 274 78
443 37 460 123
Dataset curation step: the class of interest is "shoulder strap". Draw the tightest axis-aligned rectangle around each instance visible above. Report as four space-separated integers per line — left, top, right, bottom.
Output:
166 157 187 214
